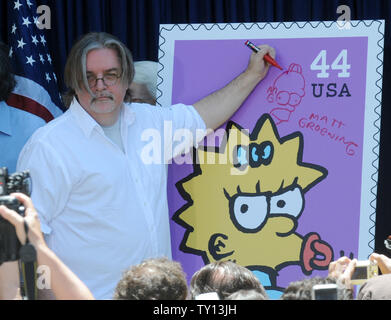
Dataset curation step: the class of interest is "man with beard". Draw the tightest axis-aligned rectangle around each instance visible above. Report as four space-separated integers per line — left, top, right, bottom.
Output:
17 32 275 299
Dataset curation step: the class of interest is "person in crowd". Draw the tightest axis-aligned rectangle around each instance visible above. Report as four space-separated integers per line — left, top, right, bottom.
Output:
225 289 267 300
329 254 391 300
0 42 45 173
0 193 94 300
280 276 353 300
128 60 158 105
16 31 275 299
189 260 268 300
356 273 391 300
113 257 188 300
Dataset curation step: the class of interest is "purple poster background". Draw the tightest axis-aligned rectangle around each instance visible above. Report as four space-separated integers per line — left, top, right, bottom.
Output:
167 37 368 291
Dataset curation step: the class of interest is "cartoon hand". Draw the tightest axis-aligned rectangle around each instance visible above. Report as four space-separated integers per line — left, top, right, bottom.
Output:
301 232 333 274
208 233 234 261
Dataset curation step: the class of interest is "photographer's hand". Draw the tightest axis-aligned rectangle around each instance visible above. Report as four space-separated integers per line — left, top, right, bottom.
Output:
0 193 38 300
0 193 45 248
328 256 357 289
369 253 391 275
0 193 94 300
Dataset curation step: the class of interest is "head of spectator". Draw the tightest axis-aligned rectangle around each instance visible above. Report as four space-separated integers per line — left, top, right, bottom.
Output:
128 60 158 105
280 276 353 300
113 257 188 300
62 32 134 112
0 42 16 102
357 273 391 300
189 260 268 300
226 288 267 300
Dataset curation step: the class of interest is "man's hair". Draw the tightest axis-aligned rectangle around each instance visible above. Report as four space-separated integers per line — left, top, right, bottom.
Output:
0 42 16 102
63 32 134 107
281 276 353 300
113 257 188 300
189 261 268 300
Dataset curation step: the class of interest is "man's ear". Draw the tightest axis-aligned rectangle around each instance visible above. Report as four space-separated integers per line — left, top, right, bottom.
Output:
208 233 234 261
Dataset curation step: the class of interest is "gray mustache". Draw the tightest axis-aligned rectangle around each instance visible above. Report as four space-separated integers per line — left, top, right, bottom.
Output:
92 94 114 102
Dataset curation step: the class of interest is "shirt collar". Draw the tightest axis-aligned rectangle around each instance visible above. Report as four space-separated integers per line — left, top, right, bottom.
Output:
69 98 136 138
0 101 12 136
123 102 136 125
69 98 101 138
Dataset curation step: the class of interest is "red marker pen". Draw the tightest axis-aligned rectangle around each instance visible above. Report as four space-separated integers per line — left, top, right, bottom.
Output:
245 40 283 70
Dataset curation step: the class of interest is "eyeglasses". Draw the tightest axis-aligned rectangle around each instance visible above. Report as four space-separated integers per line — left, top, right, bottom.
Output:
87 73 121 88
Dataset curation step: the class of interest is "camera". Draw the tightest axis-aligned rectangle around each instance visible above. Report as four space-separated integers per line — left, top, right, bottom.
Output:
0 167 31 265
351 260 379 285
312 283 338 300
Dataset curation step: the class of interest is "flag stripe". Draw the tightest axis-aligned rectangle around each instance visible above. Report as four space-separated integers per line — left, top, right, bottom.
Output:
13 75 63 118
7 92 54 123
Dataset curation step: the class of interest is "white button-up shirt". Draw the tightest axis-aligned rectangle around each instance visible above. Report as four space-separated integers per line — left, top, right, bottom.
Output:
17 99 206 299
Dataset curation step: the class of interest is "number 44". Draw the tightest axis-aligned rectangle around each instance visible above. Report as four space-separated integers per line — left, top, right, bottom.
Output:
310 50 350 78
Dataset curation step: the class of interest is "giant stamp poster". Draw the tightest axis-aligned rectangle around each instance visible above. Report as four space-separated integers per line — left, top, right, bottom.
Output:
158 20 384 298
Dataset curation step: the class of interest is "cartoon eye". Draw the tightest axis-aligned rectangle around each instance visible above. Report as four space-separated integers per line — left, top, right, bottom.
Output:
233 145 249 168
249 141 274 168
231 195 268 233
276 91 289 105
261 143 273 162
288 93 302 106
270 187 304 218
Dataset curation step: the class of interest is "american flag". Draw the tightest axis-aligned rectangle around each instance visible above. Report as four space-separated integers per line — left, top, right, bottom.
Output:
6 0 64 122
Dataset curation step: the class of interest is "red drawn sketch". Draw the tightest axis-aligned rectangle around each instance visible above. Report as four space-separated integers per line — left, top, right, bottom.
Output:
267 63 306 125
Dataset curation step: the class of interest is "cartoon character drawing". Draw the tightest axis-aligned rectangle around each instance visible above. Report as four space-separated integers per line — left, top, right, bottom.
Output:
173 114 333 299
267 63 305 125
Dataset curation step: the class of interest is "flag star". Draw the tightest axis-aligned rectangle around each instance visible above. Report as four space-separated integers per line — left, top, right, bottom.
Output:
11 24 17 34
14 0 22 10
31 35 39 45
45 73 51 82
17 37 26 49
26 0 33 8
9 47 13 58
39 54 45 63
26 55 36 66
33 16 41 27
53 73 57 82
22 17 32 28
40 35 47 46
47 54 52 64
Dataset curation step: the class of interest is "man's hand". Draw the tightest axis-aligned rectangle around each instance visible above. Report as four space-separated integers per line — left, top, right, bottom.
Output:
245 44 276 82
194 44 276 130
